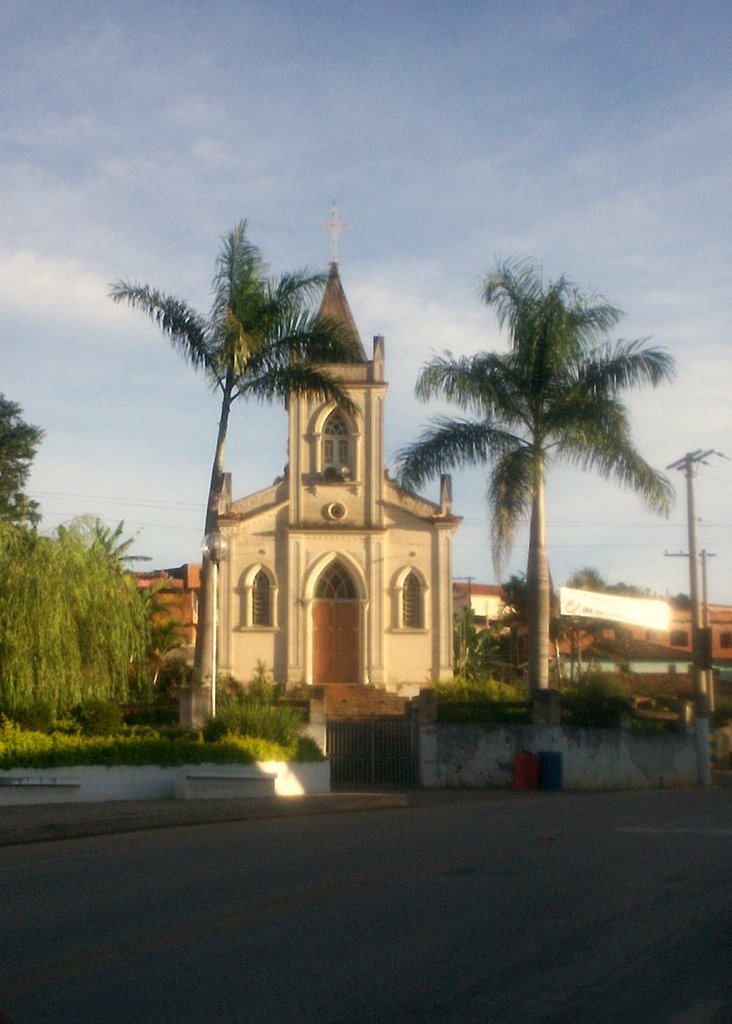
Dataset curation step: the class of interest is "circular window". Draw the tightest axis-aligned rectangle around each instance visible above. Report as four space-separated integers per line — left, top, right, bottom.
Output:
326 502 347 521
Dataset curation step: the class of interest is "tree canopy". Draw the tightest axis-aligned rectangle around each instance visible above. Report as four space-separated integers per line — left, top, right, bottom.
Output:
0 394 43 527
396 257 675 693
0 518 149 721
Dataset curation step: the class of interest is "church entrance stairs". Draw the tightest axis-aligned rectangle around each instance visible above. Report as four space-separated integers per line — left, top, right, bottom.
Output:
320 684 409 721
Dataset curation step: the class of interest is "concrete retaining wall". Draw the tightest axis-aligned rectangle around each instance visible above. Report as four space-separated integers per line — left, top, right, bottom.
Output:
0 760 330 805
420 723 697 789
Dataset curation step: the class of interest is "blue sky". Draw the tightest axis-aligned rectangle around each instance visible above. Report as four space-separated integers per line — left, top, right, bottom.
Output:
3 0 731 601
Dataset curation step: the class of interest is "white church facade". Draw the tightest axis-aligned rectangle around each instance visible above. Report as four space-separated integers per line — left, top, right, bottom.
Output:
215 262 461 696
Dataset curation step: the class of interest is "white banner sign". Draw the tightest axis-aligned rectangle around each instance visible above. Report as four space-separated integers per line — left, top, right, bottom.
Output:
559 587 670 631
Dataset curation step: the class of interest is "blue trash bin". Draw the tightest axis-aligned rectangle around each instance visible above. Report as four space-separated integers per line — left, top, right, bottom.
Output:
539 751 563 791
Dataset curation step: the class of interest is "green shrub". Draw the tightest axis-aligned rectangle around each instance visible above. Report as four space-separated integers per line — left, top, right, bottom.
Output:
561 673 632 727
0 718 302 768
434 677 529 724
122 703 178 727
294 736 326 762
9 702 57 733
714 697 732 730
73 700 124 735
437 701 531 724
247 660 276 702
203 662 302 750
628 717 668 734
203 698 303 751
436 677 526 702
152 659 194 704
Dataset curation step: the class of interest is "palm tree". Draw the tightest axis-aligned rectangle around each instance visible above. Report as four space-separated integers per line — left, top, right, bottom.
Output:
58 517 150 570
395 258 675 694
134 583 187 696
110 222 358 720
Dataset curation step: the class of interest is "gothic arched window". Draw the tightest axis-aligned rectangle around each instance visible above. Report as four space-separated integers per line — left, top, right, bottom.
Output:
315 561 357 600
252 570 271 626
402 571 423 628
322 411 351 479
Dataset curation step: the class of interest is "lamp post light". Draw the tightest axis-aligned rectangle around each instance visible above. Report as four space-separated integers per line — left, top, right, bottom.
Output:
201 530 229 718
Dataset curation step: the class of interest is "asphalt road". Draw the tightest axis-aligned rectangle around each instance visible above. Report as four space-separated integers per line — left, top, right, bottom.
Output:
1 788 731 1024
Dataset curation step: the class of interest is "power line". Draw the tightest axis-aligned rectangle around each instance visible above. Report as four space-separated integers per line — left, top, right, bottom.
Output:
29 490 732 529
39 512 200 533
30 490 201 511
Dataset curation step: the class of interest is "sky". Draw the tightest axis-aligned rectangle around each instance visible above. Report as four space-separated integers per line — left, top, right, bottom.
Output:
2 0 731 602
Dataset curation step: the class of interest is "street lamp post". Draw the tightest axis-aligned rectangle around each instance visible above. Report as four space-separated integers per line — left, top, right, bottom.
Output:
201 531 229 718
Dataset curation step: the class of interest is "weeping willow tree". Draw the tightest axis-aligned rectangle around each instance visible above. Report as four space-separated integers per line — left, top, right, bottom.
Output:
0 519 149 719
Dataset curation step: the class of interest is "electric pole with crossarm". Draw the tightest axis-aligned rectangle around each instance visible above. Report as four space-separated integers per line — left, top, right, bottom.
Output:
667 449 726 786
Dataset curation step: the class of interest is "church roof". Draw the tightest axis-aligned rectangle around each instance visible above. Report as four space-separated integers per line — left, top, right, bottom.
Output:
319 262 368 362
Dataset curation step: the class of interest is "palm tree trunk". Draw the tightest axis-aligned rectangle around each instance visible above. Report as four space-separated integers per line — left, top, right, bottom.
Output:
203 378 234 539
526 463 550 694
183 384 233 729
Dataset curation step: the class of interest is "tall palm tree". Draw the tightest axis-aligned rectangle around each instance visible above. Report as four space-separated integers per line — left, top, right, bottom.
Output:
58 517 150 570
395 258 675 694
111 222 358 719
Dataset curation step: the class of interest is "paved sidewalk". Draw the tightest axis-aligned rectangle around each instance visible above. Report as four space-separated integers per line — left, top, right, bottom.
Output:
0 792 411 847
3 775 729 847
0 786 543 847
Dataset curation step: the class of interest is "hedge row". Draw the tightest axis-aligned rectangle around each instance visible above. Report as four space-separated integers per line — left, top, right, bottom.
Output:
0 720 323 769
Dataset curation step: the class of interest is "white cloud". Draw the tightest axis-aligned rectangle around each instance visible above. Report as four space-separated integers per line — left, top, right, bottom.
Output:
0 249 116 327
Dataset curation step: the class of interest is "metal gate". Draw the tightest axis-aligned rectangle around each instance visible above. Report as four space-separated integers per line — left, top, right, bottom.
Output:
326 718 419 786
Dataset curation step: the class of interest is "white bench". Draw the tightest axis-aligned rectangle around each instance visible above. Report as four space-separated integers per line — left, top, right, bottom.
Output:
175 765 277 800
0 776 80 786
0 775 82 804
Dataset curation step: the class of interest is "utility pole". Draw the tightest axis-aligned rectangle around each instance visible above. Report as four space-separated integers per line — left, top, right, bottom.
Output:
665 548 716 712
454 575 474 606
700 549 716 713
667 450 725 786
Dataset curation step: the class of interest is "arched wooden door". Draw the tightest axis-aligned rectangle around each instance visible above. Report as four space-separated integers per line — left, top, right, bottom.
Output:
312 562 360 684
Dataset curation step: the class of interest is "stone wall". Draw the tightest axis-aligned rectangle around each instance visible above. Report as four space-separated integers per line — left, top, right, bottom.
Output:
419 723 697 790
0 760 331 805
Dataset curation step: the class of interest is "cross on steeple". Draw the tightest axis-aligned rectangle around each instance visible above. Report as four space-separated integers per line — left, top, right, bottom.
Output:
321 202 349 263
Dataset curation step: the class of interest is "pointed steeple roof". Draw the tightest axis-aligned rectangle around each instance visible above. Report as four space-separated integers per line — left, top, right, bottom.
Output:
319 261 368 362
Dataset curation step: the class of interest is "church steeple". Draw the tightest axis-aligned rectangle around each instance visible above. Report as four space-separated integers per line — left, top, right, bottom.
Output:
319 261 368 362
317 203 368 362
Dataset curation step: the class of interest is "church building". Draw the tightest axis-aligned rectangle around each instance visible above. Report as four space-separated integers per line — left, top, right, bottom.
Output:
215 260 461 696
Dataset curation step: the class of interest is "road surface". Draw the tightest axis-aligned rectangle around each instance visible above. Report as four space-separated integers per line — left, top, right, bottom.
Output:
1 788 730 1023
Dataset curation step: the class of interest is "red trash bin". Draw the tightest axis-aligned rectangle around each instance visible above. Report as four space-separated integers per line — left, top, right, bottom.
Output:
513 750 540 790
